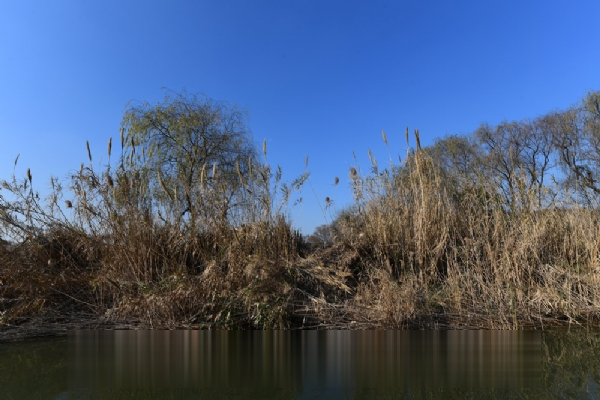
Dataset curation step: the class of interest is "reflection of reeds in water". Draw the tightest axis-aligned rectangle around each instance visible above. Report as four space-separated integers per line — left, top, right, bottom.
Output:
3 329 596 398
67 330 542 391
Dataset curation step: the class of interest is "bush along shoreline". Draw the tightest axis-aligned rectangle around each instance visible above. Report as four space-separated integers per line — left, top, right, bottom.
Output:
2 90 600 341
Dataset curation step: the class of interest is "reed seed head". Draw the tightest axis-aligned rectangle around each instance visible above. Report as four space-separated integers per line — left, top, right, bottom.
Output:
405 126 409 146
86 141 92 162
157 171 172 201
107 137 112 159
65 200 72 208
26 168 32 183
130 137 135 157
350 167 357 177
334 177 339 185
415 129 421 150
325 197 333 209
236 161 243 184
14 153 19 168
382 129 388 146
120 127 125 148
107 175 114 187
262 139 267 158
305 155 309 168
200 163 207 188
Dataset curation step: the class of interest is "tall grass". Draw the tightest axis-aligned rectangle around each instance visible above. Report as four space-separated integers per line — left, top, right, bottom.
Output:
2 127 600 337
332 129 600 329
0 136 315 334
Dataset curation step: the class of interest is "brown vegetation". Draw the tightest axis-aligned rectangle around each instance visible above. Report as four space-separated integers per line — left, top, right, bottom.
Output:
2 90 600 340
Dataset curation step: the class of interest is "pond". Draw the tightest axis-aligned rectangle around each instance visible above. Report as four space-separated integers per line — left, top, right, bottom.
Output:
0 328 598 399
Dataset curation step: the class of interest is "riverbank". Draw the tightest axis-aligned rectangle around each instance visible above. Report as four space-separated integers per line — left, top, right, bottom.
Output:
3 92 600 342
0 307 590 343
2 237 598 343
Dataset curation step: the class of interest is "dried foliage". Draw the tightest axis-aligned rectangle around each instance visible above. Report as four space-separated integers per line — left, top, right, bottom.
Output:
2 90 600 340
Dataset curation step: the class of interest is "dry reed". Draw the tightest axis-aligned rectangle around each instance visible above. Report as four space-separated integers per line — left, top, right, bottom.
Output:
2 102 600 338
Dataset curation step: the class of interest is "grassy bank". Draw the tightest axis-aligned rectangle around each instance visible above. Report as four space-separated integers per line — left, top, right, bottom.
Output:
2 144 598 339
2 94 600 340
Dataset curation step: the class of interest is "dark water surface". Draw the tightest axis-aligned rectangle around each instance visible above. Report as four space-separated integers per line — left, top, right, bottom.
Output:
0 328 598 399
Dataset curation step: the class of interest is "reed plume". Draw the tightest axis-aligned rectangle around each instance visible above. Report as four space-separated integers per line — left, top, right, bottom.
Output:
157 171 172 201
86 141 92 162
200 163 207 189
236 161 243 184
414 129 421 150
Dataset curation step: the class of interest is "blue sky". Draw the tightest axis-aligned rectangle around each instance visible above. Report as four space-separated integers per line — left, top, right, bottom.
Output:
1 0 600 235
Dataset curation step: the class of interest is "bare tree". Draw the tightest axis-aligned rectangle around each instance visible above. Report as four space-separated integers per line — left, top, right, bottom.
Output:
121 91 258 231
307 223 336 249
543 91 600 206
426 134 482 186
474 117 554 211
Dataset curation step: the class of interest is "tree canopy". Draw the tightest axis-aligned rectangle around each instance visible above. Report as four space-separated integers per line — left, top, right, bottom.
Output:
120 91 258 230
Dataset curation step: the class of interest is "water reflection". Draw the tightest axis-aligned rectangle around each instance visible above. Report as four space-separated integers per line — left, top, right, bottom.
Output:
68 330 540 390
3 328 600 399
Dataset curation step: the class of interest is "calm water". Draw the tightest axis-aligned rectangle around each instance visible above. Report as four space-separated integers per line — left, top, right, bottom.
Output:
0 328 598 399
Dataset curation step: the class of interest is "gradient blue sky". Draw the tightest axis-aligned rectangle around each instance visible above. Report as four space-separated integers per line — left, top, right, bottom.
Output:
2 1 600 235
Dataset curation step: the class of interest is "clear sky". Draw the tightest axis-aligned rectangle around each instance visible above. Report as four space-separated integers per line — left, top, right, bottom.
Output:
1 0 600 235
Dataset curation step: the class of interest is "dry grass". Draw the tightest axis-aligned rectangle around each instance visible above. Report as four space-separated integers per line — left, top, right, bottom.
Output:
330 131 600 329
2 126 600 340
0 137 318 336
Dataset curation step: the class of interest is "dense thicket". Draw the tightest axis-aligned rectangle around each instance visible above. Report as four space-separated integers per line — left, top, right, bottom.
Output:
1 90 600 339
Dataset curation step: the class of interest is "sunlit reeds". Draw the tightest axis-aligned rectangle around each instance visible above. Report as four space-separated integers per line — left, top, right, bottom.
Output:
2 93 600 336
0 127 312 332
328 128 600 329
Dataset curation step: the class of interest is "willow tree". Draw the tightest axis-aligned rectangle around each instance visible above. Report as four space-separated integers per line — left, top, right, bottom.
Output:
120 91 257 232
